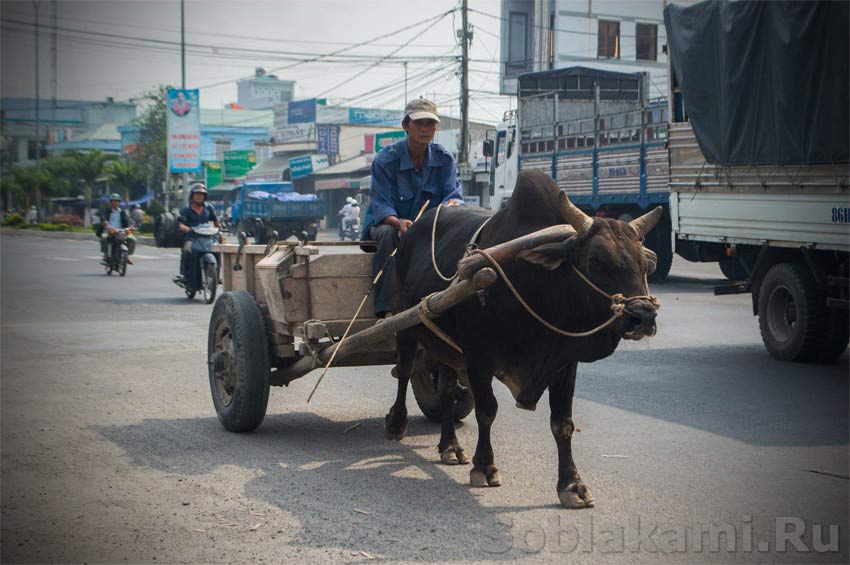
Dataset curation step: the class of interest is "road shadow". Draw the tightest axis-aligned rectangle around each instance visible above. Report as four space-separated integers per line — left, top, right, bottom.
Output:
104 296 211 306
92 413 543 562
577 344 849 447
652 274 729 295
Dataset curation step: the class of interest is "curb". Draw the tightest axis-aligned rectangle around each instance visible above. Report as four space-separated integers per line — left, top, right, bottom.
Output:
1 228 157 247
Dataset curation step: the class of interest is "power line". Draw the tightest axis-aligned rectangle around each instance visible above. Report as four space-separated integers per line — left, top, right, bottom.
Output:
313 11 452 99
468 7 664 39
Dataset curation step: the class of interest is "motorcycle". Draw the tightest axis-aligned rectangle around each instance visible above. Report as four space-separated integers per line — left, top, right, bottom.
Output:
103 228 131 276
339 217 360 241
173 223 221 304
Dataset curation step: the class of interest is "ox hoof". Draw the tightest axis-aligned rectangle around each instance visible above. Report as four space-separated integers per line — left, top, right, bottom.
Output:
384 410 408 441
558 482 595 509
470 467 502 487
440 446 470 465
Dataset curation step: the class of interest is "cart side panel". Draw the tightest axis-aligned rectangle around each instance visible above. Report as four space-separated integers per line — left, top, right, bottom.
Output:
285 253 377 322
256 248 294 324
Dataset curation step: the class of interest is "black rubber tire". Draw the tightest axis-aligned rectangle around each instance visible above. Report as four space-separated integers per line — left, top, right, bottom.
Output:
644 221 672 283
203 263 217 304
758 263 825 362
118 250 127 277
154 213 183 248
818 310 849 362
410 355 474 423
719 258 748 281
252 220 268 245
208 291 270 432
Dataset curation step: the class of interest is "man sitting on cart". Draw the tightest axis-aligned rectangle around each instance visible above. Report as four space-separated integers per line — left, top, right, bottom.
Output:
362 98 463 318
174 183 223 284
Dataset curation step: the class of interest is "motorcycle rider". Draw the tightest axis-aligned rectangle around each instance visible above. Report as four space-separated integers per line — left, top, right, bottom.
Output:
174 183 223 283
338 197 360 237
100 193 135 265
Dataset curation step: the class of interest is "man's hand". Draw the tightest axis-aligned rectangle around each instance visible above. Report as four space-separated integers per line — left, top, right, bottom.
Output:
446 199 462 206
382 216 413 234
109 228 117 235
179 224 190 233
219 234 225 244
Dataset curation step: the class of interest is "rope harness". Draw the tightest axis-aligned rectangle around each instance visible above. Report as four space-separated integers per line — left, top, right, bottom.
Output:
423 204 661 352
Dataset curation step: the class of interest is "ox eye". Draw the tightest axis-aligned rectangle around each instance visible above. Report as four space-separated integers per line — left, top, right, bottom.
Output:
588 257 603 271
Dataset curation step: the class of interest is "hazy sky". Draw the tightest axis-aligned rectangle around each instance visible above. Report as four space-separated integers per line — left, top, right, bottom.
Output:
1 0 508 123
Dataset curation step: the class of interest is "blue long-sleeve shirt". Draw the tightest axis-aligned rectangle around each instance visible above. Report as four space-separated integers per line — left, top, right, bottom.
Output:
362 139 463 237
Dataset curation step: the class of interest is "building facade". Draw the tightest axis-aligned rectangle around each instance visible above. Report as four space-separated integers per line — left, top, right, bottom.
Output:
499 0 668 97
236 68 296 110
1 97 136 169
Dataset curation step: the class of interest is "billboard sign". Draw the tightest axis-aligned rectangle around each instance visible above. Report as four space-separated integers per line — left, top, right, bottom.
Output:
223 149 257 178
288 98 317 124
348 107 404 126
203 160 223 187
316 105 349 124
373 130 406 152
289 154 329 179
167 88 201 172
317 124 340 155
274 124 313 143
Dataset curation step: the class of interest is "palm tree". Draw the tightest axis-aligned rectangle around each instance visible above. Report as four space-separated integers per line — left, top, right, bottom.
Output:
107 159 142 208
64 150 116 227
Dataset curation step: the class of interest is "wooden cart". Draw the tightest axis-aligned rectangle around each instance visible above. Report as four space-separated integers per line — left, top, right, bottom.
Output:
207 228 580 432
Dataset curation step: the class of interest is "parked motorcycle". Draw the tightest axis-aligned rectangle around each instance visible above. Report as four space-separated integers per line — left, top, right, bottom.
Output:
173 223 221 304
103 228 131 276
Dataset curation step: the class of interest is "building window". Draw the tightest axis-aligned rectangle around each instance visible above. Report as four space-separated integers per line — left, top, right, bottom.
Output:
597 20 620 59
508 12 529 68
636 23 657 61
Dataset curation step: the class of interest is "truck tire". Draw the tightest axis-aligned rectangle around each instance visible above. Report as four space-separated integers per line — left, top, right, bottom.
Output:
644 221 672 283
410 351 474 423
719 258 749 281
252 220 268 245
758 263 825 362
818 310 849 362
154 213 182 248
208 291 270 432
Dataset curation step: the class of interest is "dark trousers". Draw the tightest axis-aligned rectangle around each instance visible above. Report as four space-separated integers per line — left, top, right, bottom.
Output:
369 224 399 316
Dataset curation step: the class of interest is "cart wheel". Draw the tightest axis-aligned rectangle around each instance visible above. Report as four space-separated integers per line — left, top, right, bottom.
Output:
410 353 474 423
208 291 270 432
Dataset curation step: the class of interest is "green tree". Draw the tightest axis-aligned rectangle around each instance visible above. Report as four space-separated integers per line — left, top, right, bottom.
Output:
64 149 116 227
107 159 142 205
11 166 52 209
131 85 171 195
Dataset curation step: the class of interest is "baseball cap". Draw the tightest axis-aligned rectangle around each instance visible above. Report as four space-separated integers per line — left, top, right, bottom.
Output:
404 98 440 122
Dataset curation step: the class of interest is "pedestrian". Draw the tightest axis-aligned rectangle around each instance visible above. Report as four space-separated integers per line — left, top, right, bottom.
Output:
25 205 37 224
360 98 463 318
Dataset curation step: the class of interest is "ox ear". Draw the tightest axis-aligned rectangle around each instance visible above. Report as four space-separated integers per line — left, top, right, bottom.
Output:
629 206 663 238
558 190 593 235
517 241 569 270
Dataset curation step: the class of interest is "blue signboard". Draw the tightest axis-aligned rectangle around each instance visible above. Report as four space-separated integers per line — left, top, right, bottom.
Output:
288 155 314 179
288 99 317 124
316 124 340 155
348 107 404 126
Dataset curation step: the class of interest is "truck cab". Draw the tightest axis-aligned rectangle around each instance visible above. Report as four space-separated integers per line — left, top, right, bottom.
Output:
486 111 518 212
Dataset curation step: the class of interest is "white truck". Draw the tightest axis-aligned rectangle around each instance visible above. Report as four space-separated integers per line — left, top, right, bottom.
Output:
484 67 673 281
665 0 849 362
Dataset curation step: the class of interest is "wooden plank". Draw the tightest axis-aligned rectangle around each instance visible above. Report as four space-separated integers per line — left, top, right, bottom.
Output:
283 276 376 322
222 252 233 291
275 267 498 384
290 253 372 279
256 248 293 323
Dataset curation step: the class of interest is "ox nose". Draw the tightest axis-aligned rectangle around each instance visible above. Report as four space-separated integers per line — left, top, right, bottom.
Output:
624 300 658 338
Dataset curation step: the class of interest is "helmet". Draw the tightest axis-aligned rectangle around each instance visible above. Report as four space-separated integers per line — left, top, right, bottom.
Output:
189 182 208 198
109 193 121 202
346 197 357 205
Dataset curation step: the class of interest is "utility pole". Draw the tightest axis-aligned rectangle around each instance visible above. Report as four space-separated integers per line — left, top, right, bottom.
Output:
458 0 470 166
33 1 40 171
180 0 190 205
404 61 408 102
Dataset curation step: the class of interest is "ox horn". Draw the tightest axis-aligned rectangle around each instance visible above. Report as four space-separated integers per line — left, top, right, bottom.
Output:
558 191 593 235
629 206 664 238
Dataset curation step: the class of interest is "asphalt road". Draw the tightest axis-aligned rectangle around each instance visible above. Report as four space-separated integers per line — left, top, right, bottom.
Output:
1 230 848 564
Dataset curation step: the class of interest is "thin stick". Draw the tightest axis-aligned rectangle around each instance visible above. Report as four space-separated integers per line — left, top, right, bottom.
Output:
306 200 431 403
